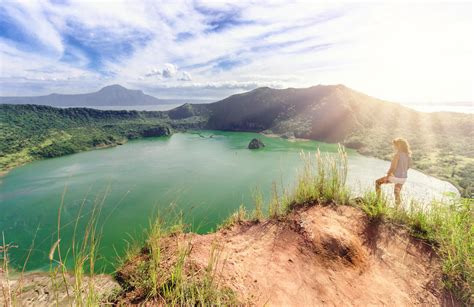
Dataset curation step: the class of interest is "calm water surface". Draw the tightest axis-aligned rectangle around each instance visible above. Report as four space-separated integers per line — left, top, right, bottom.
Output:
0 131 457 272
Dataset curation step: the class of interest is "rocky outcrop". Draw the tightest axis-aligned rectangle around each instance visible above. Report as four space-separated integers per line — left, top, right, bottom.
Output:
142 125 172 137
248 138 265 149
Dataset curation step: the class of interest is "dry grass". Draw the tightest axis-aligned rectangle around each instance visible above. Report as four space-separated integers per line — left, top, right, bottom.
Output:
0 186 113 306
114 211 238 305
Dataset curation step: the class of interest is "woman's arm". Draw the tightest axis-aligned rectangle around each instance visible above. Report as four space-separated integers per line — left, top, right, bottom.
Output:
387 153 399 176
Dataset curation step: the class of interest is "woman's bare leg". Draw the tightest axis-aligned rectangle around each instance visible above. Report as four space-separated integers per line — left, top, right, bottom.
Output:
375 176 389 197
394 184 403 207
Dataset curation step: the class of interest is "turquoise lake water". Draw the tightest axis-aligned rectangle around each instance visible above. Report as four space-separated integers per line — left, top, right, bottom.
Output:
0 131 457 272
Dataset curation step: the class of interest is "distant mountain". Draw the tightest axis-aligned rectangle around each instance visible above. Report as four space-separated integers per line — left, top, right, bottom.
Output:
0 84 164 106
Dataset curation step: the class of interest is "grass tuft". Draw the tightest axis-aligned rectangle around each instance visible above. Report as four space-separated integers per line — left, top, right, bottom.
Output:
291 145 350 209
252 187 264 221
114 211 238 305
218 204 249 230
358 191 389 221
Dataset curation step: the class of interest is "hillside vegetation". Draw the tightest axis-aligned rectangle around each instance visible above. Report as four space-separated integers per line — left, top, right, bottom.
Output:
1 84 472 196
171 85 474 196
0 104 206 173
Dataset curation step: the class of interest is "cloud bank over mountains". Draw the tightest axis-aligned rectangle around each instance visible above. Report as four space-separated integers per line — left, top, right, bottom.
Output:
0 0 472 101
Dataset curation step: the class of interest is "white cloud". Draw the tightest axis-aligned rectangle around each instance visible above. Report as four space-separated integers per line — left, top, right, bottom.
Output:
0 1 472 102
1 0 64 55
144 64 191 81
145 68 162 77
162 63 178 78
179 71 192 81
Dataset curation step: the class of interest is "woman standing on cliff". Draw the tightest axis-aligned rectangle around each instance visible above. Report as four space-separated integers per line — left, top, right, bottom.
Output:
375 138 411 207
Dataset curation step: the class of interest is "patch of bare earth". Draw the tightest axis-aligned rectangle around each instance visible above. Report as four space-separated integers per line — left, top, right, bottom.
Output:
118 204 460 306
0 271 119 306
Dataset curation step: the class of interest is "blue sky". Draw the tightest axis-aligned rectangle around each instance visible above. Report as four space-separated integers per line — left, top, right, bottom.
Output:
0 0 472 102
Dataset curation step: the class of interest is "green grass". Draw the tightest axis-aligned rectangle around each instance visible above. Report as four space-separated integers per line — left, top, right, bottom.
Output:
252 187 265 221
218 204 249 230
1 232 14 306
217 145 351 225
357 191 390 221
345 189 473 303
290 145 350 208
383 197 473 302
114 211 238 305
0 186 113 306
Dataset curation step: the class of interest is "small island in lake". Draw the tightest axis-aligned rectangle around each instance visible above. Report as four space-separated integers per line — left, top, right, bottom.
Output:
248 138 265 149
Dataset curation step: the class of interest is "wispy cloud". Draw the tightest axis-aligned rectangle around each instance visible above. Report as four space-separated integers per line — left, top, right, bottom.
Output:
0 0 472 102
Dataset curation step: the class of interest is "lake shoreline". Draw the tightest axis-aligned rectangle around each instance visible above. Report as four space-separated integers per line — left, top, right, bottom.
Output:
0 129 463 197
0 141 124 179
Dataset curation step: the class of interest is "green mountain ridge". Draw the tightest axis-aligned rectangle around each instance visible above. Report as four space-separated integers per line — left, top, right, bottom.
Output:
1 84 472 196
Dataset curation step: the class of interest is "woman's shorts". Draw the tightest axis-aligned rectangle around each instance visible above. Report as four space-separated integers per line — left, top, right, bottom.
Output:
388 176 406 184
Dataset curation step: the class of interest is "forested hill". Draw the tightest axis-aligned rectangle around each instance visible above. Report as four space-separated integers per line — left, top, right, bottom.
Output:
0 104 206 174
1 84 473 196
169 85 474 196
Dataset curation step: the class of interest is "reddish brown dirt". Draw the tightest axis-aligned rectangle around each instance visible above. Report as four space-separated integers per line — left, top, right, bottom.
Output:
177 204 458 306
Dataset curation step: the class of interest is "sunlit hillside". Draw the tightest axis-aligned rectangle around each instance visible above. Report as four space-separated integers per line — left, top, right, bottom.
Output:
171 85 474 196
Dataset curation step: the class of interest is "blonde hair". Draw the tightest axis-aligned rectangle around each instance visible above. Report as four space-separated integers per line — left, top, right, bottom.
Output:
392 138 411 156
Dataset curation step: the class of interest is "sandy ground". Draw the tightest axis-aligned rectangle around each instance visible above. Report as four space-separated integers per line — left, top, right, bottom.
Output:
155 204 459 306
4 204 459 306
